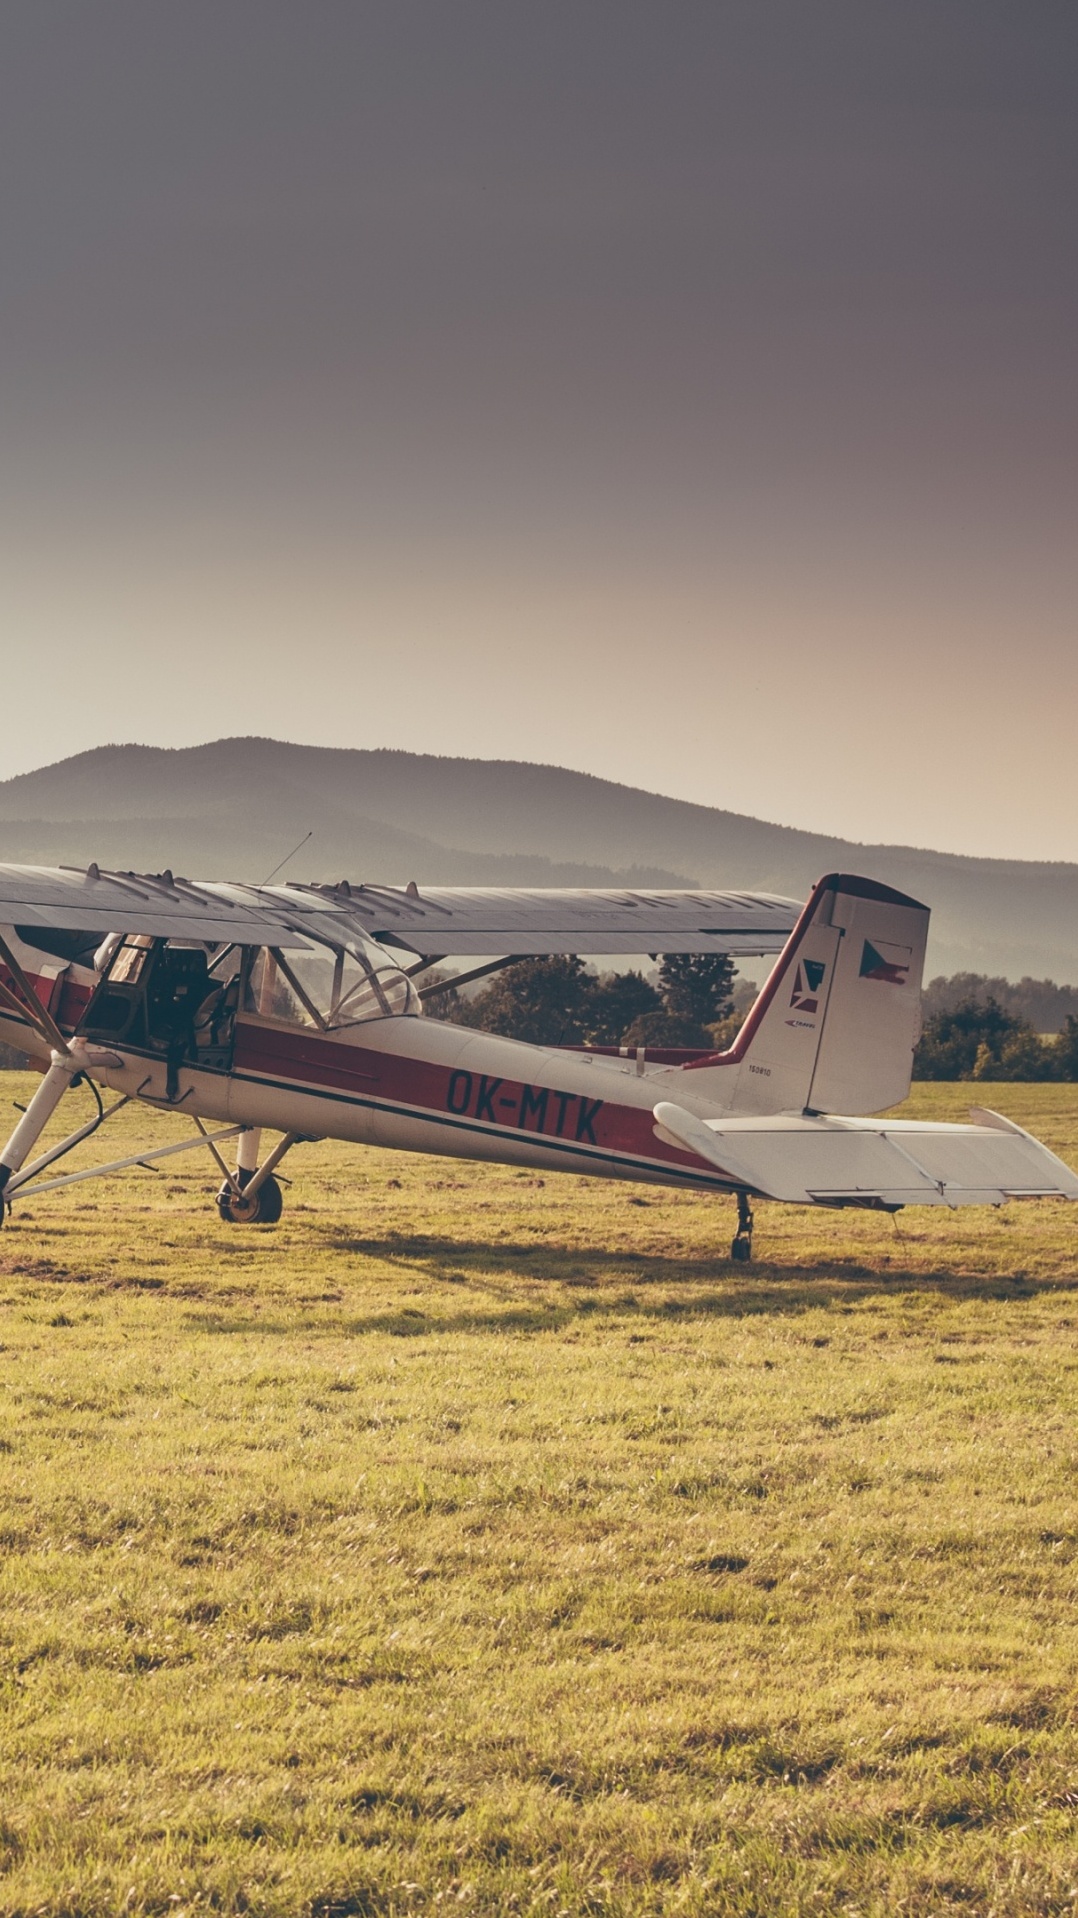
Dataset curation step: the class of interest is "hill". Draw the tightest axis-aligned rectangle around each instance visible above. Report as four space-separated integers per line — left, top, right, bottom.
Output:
0 738 1075 979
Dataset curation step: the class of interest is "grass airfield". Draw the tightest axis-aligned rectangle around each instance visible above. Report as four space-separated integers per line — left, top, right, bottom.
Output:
1 1076 1078 1917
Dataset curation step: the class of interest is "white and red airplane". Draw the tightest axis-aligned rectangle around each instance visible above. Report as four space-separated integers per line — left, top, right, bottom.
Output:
0 863 1074 1259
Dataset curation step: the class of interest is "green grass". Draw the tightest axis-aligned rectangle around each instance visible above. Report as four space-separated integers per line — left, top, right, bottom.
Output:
1 1075 1078 1916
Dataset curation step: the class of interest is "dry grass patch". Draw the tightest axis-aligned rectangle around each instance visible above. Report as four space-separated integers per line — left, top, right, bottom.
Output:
0 1076 1077 1913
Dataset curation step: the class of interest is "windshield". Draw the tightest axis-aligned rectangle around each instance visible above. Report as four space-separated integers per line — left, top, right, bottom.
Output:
245 940 419 1029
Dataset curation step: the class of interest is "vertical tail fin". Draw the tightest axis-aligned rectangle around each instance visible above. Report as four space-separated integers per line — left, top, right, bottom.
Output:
680 874 928 1116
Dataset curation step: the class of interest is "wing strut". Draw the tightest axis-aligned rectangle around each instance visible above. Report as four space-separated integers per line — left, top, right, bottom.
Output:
5 1122 247 1201
0 930 72 1057
417 956 523 1000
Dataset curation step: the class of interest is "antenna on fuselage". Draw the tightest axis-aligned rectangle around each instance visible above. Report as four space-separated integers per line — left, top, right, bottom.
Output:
259 830 313 888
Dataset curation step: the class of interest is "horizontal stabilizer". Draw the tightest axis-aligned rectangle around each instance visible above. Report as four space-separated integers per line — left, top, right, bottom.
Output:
653 1101 1078 1208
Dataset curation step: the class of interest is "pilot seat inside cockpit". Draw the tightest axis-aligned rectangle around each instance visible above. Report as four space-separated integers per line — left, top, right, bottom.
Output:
80 937 241 1097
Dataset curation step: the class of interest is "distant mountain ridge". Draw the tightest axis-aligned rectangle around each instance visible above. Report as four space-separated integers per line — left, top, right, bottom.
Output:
0 738 1074 981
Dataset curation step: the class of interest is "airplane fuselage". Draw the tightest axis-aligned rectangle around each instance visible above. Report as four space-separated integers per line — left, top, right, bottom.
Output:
0 977 742 1195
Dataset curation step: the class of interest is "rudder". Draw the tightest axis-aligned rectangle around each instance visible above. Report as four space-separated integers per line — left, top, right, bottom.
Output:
679 873 928 1116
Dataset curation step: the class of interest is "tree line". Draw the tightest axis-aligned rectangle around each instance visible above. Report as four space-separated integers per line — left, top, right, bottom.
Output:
431 959 1078 1081
3 958 1077 1081
428 953 739 1050
913 999 1078 1081
922 972 1078 1033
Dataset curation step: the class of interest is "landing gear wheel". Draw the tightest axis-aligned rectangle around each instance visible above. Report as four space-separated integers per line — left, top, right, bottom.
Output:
216 1174 283 1225
731 1189 754 1263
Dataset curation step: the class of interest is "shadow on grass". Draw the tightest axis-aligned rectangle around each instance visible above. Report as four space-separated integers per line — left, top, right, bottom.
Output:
179 1229 1076 1338
340 1229 1056 1296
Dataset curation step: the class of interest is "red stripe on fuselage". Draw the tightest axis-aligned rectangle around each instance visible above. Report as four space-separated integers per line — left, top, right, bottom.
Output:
57 977 93 1027
0 967 92 1037
232 1023 708 1174
1 961 59 1014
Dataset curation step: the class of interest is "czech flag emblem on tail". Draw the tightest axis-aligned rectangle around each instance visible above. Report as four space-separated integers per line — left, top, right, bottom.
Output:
859 938 910 986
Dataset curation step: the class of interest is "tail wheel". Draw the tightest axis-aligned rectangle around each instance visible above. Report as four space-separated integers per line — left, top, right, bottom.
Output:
730 1189 754 1263
216 1174 284 1225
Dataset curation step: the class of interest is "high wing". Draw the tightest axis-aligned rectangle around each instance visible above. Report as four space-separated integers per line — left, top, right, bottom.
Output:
303 882 801 956
0 864 325 949
653 1102 1078 1207
0 865 800 957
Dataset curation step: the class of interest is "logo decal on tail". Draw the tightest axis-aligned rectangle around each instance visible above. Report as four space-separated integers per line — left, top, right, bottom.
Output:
859 939 910 985
789 958 826 1015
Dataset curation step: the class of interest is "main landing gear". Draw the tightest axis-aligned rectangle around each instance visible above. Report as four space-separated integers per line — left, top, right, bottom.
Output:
216 1168 284 1225
213 1126 292 1226
731 1189 754 1263
0 1044 297 1230
0 936 298 1229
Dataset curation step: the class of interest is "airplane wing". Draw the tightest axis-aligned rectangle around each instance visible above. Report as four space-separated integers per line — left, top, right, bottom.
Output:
0 864 324 949
653 1101 1078 1207
297 883 802 955
0 865 800 958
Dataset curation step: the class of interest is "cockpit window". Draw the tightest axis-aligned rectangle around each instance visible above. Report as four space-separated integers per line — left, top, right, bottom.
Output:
107 935 154 985
244 940 419 1028
324 947 418 1024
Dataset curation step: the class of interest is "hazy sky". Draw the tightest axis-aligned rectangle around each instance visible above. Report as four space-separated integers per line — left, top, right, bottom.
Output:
2 3 1075 859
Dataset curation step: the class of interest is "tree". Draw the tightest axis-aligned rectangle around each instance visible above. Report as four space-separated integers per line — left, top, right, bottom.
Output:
458 956 595 1046
623 952 737 1048
657 952 736 1027
1056 1015 1078 1080
446 949 740 1053
974 1028 1059 1082
909 1005 1051 1081
922 971 1078 1034
915 998 1020 1079
623 1007 720 1048
706 1009 746 1053
416 968 465 1023
582 971 661 1046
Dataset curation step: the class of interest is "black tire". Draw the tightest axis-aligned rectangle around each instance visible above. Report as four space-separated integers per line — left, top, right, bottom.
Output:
730 1237 752 1263
216 1174 284 1225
